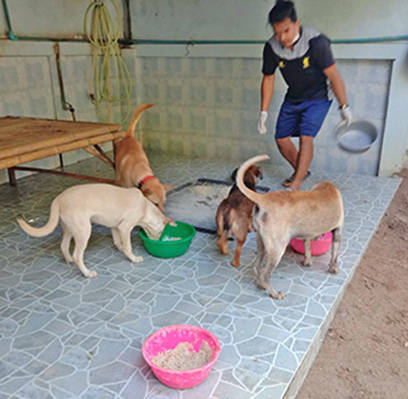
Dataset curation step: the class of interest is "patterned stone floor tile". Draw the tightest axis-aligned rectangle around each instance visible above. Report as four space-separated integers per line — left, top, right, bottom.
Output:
0 154 401 398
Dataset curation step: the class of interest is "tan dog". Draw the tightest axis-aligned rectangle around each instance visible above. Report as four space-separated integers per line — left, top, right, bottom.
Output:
17 184 171 278
115 104 173 212
216 165 262 267
236 155 344 299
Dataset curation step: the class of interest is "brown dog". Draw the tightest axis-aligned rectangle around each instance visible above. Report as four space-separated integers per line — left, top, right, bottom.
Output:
216 165 262 267
115 104 173 212
236 155 344 299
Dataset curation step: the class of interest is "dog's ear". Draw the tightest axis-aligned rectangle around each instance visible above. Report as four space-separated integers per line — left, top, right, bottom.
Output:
255 166 263 180
163 184 175 191
142 188 159 205
146 191 164 212
148 192 160 203
230 168 238 181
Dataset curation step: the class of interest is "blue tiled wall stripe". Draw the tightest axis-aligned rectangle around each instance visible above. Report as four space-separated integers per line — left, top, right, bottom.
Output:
0 55 391 175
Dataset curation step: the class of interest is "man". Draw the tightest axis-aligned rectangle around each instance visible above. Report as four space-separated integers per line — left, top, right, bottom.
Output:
258 0 351 190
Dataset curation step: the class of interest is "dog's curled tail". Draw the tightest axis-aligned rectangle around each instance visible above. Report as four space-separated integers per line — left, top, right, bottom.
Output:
126 103 154 138
236 155 269 204
17 200 60 237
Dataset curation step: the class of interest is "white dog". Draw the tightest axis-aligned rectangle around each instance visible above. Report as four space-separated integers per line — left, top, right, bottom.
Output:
17 184 172 278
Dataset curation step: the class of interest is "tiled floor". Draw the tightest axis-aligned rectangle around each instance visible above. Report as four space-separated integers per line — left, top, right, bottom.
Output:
0 154 401 399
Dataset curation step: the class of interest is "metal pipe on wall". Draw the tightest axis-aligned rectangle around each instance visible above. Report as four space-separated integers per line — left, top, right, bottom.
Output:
122 0 132 47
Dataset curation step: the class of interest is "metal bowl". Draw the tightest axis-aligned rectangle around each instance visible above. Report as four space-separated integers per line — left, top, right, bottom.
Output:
335 120 378 153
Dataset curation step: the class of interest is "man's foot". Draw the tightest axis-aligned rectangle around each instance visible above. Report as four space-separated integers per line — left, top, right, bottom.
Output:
287 184 298 191
282 170 311 187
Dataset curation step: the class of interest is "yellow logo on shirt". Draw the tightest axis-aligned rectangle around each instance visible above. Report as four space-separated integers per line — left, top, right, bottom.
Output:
279 61 285 69
303 56 310 69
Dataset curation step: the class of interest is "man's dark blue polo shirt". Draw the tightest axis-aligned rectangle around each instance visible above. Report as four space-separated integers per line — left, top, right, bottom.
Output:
262 27 335 103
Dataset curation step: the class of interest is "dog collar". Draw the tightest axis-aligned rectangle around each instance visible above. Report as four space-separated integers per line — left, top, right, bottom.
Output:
138 175 154 189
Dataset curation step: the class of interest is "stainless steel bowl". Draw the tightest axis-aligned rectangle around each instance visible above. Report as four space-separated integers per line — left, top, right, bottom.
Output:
335 120 378 153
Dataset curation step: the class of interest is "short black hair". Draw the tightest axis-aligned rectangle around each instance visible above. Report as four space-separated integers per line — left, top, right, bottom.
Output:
268 0 297 25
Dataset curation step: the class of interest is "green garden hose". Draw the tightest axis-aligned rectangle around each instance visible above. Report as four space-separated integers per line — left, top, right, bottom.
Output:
84 0 132 123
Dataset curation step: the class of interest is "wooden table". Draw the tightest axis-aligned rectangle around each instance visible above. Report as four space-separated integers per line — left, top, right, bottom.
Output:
0 116 126 185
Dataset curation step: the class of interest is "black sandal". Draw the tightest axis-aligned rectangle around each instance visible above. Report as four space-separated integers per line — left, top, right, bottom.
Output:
282 170 311 187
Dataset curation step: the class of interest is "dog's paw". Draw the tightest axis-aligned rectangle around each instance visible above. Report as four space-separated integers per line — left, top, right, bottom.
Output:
328 265 339 274
85 270 98 278
231 260 240 267
270 291 286 300
130 256 143 263
301 259 312 267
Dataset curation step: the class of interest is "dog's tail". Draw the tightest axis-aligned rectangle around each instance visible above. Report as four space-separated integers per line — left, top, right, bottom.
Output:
17 199 60 237
126 103 154 138
236 155 269 204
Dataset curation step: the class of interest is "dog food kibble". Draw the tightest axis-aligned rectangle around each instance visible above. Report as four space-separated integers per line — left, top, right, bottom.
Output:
151 341 213 370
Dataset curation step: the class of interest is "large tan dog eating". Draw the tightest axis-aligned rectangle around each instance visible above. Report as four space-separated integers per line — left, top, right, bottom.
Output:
115 104 173 212
17 184 171 278
236 155 344 299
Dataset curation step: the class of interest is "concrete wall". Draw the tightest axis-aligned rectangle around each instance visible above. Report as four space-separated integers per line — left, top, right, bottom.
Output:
0 0 407 184
2 0 406 40
0 0 122 39
129 0 407 40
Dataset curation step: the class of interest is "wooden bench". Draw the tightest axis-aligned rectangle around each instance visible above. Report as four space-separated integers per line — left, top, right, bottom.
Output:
0 116 126 185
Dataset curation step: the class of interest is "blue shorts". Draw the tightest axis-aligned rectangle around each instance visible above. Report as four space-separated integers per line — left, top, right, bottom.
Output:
275 99 332 139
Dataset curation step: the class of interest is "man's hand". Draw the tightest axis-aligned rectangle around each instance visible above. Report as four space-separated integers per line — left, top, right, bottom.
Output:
340 105 352 126
257 111 268 134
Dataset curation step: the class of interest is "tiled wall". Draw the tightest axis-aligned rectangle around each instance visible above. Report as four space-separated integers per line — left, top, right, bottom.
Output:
0 52 391 179
128 56 280 163
0 56 58 180
0 56 54 118
54 55 123 124
315 59 391 176
130 56 391 176
0 53 121 183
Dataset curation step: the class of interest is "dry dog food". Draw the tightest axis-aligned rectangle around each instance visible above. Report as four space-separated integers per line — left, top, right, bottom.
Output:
151 341 213 370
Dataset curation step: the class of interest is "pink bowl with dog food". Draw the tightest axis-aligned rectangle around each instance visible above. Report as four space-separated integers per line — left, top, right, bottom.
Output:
290 231 333 256
142 324 221 389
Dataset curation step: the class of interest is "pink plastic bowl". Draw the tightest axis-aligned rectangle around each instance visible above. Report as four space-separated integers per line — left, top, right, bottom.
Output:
142 324 221 389
290 231 333 256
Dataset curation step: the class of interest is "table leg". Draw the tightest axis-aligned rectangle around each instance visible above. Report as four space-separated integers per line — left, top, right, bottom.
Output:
7 168 16 186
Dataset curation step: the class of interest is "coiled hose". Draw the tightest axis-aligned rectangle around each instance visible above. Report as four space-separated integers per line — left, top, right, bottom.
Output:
84 0 132 123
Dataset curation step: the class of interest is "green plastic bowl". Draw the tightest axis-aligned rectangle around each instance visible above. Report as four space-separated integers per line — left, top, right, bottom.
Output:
139 221 196 258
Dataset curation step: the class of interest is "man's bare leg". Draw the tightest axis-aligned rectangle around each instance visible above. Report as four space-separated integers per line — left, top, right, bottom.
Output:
288 135 313 190
276 137 298 170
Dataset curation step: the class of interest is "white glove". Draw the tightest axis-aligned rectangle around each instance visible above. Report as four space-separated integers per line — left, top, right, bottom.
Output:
340 105 352 126
257 111 268 134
